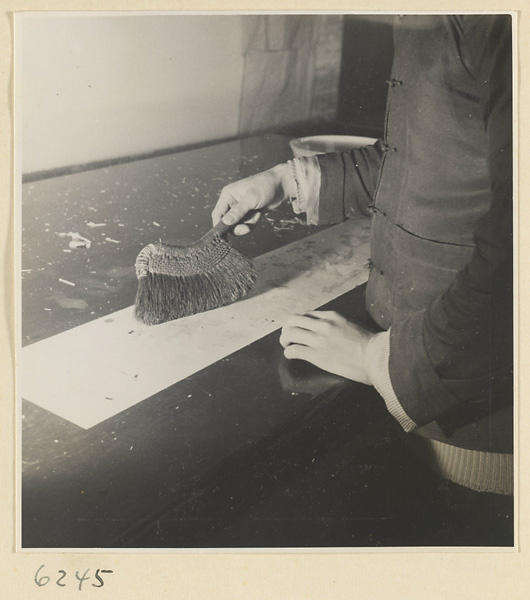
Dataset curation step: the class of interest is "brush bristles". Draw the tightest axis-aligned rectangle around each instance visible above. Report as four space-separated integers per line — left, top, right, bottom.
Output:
134 245 256 325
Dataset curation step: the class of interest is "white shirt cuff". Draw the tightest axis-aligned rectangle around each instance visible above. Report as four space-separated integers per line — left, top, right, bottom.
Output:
288 156 321 225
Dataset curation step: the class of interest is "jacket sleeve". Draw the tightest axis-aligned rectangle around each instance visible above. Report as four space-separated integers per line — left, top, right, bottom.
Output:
313 142 384 223
387 14 513 427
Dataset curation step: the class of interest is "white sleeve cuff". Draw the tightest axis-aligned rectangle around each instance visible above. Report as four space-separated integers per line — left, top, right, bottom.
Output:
365 330 418 432
288 156 321 225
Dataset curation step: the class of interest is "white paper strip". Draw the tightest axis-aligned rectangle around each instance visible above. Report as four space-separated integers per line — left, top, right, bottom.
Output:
19 219 370 429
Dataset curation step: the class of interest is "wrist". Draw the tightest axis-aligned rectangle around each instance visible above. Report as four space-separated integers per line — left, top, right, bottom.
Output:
356 332 374 386
363 331 388 387
271 162 297 201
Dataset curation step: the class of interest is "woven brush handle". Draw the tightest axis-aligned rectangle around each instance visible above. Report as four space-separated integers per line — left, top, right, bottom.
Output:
197 219 233 245
211 219 232 237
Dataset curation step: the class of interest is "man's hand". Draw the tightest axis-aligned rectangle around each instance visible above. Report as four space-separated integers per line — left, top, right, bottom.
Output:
211 163 295 236
279 311 375 385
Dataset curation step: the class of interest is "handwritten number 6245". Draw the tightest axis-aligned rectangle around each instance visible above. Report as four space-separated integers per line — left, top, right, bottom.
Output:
34 565 113 590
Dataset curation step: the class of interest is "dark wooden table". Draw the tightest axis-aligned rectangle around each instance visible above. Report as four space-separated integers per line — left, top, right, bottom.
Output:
20 135 513 549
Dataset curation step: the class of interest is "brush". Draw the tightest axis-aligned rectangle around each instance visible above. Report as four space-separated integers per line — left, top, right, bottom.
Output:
134 220 256 325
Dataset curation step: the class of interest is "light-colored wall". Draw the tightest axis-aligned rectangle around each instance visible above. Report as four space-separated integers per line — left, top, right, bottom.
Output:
17 14 246 173
16 14 342 174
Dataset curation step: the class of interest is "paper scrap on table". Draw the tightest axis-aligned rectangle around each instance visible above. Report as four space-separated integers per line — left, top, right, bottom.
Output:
19 219 371 429
56 231 92 249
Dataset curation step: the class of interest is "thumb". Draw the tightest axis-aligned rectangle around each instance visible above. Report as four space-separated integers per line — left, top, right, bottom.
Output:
221 202 250 226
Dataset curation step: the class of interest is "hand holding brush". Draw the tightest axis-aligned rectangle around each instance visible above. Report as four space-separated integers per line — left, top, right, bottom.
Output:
211 162 296 235
134 164 295 325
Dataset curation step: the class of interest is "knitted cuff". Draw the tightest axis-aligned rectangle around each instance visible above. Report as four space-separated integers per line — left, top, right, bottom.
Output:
366 330 418 432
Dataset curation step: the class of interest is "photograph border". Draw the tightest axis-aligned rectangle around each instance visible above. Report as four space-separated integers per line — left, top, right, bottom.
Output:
2 1 528 598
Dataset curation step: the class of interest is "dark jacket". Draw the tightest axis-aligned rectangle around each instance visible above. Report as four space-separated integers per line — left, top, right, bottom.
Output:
315 14 513 453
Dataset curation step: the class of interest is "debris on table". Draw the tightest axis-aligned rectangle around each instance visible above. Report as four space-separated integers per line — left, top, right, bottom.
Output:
57 296 88 309
68 233 92 249
278 217 305 227
87 222 106 228
55 231 92 249
265 215 306 232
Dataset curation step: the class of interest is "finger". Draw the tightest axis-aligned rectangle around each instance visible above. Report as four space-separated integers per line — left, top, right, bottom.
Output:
283 314 333 334
305 310 373 335
211 189 236 226
211 208 225 227
232 211 262 236
212 187 254 227
232 223 251 236
242 210 262 226
304 310 344 323
284 344 319 364
279 326 318 348
221 200 258 228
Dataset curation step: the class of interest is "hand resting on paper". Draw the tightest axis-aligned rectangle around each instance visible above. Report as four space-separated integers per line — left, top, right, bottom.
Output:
280 311 376 386
211 163 295 236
